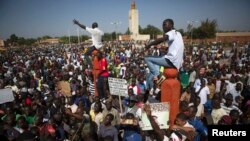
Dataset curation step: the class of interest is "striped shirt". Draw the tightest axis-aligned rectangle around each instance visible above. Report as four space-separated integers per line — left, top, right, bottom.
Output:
88 80 95 96
220 103 242 115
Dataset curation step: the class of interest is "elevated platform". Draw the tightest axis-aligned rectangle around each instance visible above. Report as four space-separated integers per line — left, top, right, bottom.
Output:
161 68 180 127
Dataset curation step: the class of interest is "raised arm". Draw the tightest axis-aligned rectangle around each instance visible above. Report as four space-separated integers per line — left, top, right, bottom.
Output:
145 34 168 49
144 104 165 141
73 19 86 30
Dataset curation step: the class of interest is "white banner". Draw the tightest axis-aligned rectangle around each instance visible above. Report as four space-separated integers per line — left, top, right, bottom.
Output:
140 102 170 130
108 77 128 97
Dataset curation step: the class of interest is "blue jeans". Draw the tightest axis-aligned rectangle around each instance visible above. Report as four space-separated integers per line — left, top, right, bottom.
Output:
145 56 175 88
84 46 96 66
96 76 108 99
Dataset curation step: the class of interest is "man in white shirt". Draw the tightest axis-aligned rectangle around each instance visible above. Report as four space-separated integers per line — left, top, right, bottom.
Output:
125 47 131 59
144 19 184 88
189 69 196 87
119 63 126 79
211 98 227 125
225 82 243 105
195 78 210 105
73 19 104 67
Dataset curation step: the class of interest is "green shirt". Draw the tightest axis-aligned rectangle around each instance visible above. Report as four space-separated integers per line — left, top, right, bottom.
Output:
180 71 190 88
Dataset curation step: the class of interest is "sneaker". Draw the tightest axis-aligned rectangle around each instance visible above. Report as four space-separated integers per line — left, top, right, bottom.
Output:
156 75 166 86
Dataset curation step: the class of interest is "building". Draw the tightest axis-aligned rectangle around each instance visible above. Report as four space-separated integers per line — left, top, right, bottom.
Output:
40 38 60 44
216 32 250 43
120 1 150 41
0 38 4 47
183 32 250 44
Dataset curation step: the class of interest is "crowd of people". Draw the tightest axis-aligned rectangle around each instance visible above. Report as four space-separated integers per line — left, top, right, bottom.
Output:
0 26 250 141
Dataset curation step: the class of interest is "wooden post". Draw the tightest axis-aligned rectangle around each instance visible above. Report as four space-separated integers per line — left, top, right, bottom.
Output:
118 94 123 114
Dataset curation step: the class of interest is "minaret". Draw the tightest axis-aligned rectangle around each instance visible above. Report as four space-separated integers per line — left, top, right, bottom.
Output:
129 1 139 35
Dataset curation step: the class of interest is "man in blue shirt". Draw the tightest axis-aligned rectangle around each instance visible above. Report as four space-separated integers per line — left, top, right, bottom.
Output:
188 106 208 141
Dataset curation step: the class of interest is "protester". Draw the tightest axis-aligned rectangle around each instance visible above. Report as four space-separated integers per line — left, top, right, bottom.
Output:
144 19 184 88
73 19 104 68
0 29 249 141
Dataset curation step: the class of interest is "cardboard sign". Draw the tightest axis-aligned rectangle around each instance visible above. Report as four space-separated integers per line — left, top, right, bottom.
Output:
140 102 170 130
0 88 14 104
57 81 71 97
108 77 128 97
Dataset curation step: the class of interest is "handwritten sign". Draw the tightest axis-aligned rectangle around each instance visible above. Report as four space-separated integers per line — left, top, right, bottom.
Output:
108 77 128 97
140 102 170 130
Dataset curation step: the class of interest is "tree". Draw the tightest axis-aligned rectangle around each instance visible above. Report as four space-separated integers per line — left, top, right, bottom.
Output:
42 35 52 40
189 19 217 39
17 37 26 45
141 25 162 39
125 28 131 35
70 36 78 43
103 33 112 41
59 36 70 44
192 27 203 39
199 19 217 39
25 38 36 45
139 25 143 34
9 34 18 45
81 35 89 42
111 32 116 40
6 34 37 46
59 35 89 44
178 29 185 36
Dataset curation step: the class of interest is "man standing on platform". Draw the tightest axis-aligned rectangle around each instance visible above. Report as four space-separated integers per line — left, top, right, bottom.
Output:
73 19 104 68
144 19 184 87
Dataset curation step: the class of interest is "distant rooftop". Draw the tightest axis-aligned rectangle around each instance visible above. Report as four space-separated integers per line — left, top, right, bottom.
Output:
216 32 250 37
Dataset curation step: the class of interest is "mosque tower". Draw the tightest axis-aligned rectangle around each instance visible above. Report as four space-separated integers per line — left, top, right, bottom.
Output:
129 1 139 35
120 1 149 41
127 1 149 41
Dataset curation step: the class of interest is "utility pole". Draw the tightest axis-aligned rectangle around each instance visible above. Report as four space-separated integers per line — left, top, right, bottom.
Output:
187 20 199 46
77 28 80 45
111 21 122 41
68 29 71 47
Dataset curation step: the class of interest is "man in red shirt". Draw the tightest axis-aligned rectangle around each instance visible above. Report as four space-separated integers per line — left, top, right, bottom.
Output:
96 51 109 99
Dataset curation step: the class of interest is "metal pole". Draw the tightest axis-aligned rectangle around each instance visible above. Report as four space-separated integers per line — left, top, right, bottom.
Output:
188 20 199 46
77 28 80 45
68 29 71 47
111 21 121 41
191 29 193 45
115 24 117 41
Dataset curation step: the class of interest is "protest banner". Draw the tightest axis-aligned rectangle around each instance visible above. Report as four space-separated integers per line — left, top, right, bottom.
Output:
108 77 128 97
108 77 128 113
140 102 170 130
0 88 14 104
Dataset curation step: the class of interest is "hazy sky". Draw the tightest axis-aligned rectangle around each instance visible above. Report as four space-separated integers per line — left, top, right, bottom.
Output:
0 0 250 39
